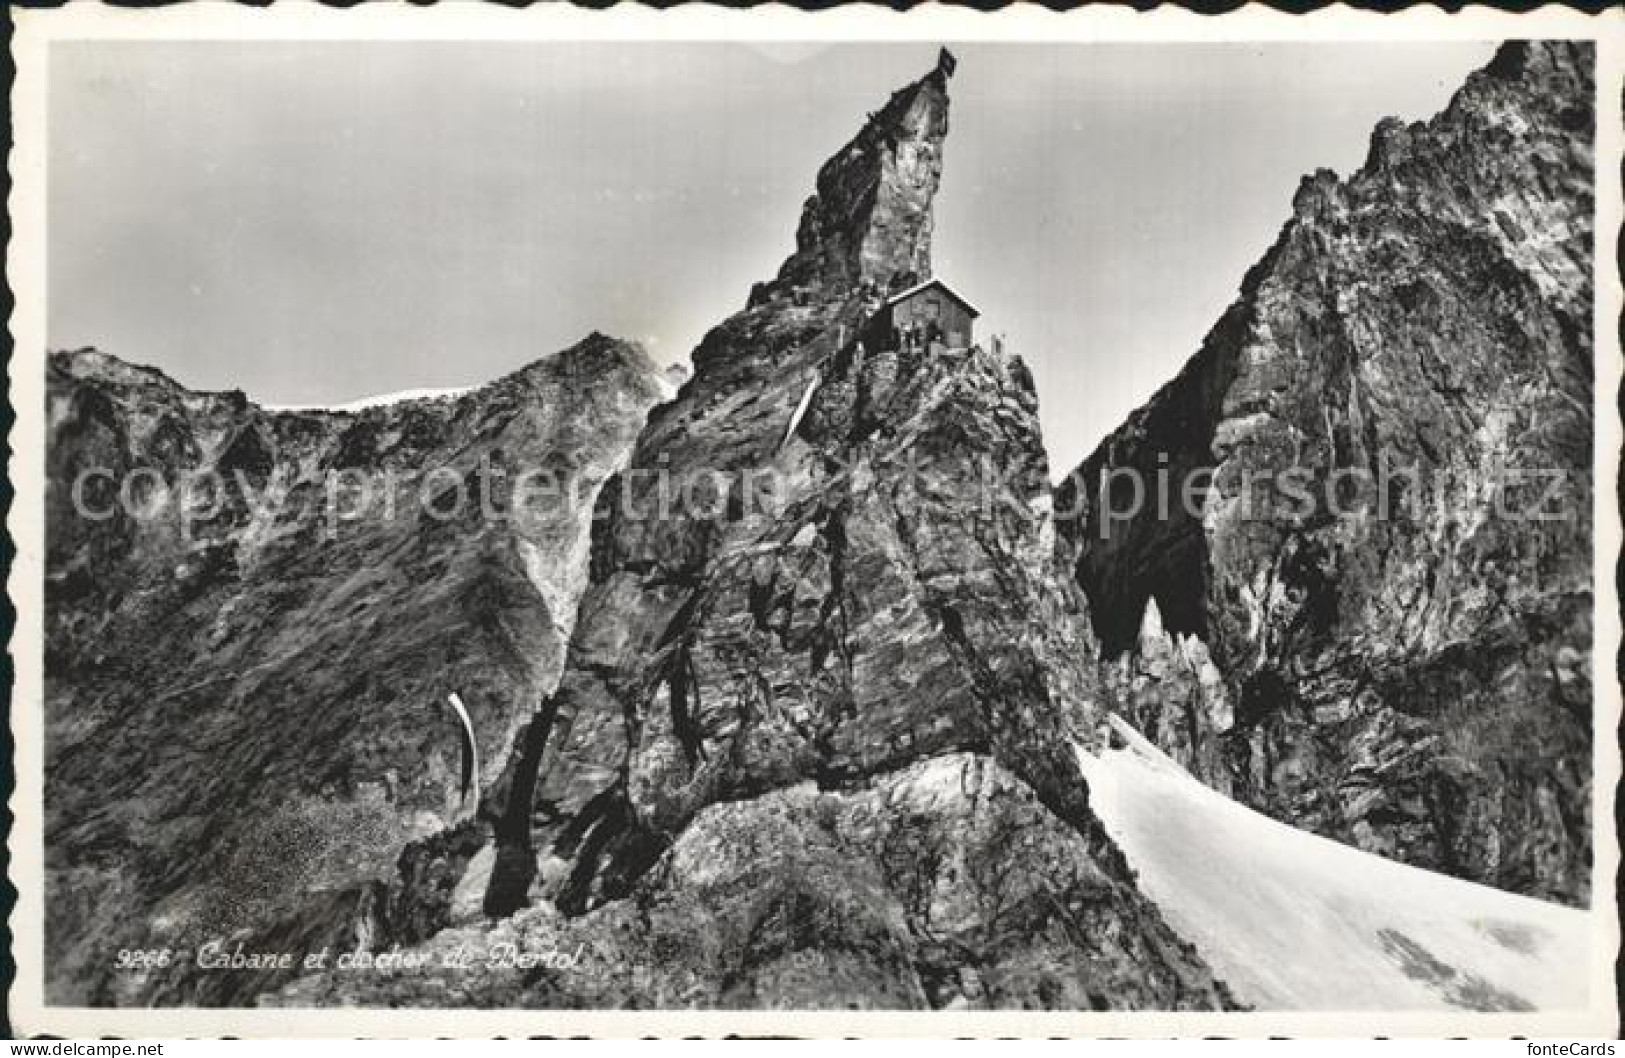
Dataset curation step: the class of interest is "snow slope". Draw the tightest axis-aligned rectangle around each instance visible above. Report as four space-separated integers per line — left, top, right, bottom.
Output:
1077 716 1590 1011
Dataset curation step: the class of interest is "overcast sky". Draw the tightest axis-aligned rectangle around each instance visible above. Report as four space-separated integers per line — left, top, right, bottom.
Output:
49 40 1498 472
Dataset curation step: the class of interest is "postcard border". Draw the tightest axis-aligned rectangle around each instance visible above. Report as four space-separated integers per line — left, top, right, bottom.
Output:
7 1 1622 1038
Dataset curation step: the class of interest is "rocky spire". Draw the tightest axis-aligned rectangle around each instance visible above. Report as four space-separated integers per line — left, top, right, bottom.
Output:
751 58 951 305
404 53 1236 1010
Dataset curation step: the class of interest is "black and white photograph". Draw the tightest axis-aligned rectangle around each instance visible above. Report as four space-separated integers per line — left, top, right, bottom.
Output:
6 4 1621 1040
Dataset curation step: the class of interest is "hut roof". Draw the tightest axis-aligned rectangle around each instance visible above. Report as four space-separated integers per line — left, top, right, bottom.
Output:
884 278 980 318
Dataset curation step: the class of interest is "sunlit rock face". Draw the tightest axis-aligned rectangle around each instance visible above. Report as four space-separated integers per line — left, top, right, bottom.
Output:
43 336 669 1004
1058 41 1594 906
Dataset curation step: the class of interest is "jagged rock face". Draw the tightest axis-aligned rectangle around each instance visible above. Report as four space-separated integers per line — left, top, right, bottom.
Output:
43 337 668 1003
1057 42 1594 905
272 58 1233 1010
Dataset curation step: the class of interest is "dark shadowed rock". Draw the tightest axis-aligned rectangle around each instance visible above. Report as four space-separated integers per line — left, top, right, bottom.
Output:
1056 41 1594 905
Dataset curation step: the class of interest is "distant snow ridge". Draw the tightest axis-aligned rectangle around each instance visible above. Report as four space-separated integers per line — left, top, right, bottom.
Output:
1077 716 1590 1012
266 386 474 413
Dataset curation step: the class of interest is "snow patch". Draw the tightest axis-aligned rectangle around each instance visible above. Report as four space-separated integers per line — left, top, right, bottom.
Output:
266 386 474 413
1077 718 1589 1011
779 373 820 451
445 692 481 812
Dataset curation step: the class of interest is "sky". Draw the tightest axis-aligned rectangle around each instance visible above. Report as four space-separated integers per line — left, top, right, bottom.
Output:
48 40 1499 472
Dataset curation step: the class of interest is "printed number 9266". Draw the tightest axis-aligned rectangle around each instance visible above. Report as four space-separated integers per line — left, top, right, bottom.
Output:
114 948 174 970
